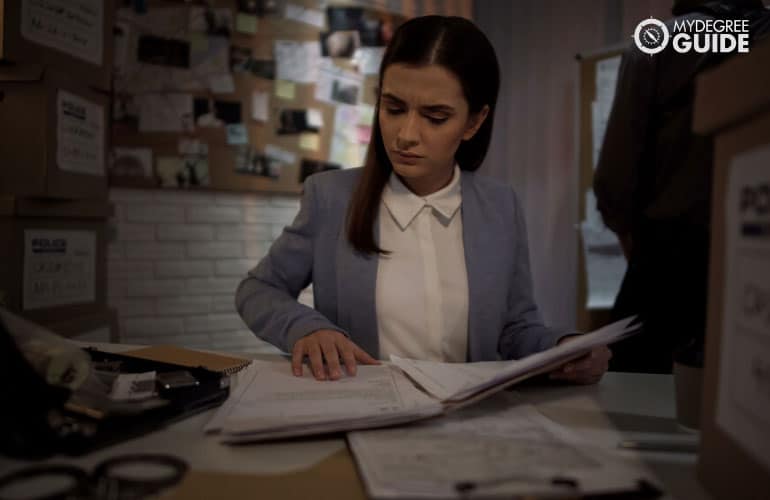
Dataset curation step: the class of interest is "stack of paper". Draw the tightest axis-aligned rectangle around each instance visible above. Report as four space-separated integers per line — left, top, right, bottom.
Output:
348 393 660 499
206 317 640 443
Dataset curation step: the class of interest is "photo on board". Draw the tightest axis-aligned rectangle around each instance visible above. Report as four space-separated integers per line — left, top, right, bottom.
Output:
320 30 361 58
110 148 154 181
234 147 282 179
156 155 210 188
331 80 359 105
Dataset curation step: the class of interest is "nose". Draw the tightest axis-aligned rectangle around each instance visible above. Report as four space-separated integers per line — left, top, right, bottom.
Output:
396 110 419 150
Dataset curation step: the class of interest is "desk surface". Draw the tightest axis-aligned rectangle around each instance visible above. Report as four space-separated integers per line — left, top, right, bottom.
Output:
0 349 714 500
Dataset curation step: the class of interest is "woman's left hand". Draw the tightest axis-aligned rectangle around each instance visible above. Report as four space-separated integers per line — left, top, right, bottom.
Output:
549 336 612 385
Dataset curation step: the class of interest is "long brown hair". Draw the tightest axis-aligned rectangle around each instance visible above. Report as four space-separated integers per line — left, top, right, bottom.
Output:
346 15 500 255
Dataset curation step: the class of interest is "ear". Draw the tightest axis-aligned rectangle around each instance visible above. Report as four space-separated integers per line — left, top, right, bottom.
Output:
462 105 490 141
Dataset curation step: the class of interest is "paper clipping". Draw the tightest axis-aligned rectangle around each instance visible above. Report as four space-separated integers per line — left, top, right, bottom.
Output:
57 91 105 177
23 230 97 310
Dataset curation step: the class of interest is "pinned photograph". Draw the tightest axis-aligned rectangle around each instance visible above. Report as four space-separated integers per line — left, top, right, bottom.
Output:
277 109 320 135
156 156 210 188
137 35 191 68
189 7 234 36
238 0 280 16
234 147 282 179
326 6 404 47
194 98 242 127
331 80 359 105
230 45 253 72
320 30 361 58
110 148 154 181
112 93 139 132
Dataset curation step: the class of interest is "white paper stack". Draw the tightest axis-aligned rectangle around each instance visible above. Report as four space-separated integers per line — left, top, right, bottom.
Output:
207 316 640 443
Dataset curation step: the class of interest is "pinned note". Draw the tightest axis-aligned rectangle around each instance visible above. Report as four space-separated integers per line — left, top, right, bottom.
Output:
299 133 320 152
275 80 296 100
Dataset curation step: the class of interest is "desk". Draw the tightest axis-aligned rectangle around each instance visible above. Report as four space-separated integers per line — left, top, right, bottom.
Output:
0 349 714 500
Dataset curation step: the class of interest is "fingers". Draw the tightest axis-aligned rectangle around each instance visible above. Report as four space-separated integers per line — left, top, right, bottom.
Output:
291 330 378 380
307 341 326 381
550 346 610 385
321 339 343 380
354 345 381 365
291 341 305 377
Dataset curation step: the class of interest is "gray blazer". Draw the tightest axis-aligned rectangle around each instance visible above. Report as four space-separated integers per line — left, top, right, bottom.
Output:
235 168 568 361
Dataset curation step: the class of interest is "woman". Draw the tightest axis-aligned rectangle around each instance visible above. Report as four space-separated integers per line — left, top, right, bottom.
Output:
236 16 610 384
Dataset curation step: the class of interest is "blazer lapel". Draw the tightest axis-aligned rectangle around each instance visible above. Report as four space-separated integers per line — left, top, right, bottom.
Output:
336 218 380 358
461 172 497 361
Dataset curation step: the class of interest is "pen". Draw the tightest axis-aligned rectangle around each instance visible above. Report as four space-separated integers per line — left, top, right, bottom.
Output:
617 436 699 453
455 477 662 499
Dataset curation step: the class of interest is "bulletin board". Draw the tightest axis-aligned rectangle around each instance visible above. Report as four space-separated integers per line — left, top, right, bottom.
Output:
575 44 625 332
110 0 472 195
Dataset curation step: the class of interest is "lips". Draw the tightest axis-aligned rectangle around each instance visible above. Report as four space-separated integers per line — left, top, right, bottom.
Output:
393 150 423 164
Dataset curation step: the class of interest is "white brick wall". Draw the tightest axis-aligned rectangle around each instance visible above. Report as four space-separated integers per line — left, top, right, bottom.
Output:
108 188 302 354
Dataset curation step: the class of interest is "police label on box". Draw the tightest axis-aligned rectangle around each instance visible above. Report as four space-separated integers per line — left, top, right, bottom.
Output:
718 144 770 472
20 0 104 65
57 90 105 177
23 230 96 310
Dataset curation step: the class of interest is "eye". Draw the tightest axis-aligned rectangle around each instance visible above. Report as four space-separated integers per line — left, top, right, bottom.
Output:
425 115 448 125
384 107 404 115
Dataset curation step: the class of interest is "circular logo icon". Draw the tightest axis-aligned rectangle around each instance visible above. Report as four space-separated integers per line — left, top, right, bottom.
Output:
633 18 669 55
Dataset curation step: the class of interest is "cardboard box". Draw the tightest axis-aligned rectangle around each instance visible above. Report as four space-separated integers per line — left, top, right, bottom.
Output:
41 308 119 342
693 38 770 500
0 66 108 199
0 0 114 90
0 196 113 324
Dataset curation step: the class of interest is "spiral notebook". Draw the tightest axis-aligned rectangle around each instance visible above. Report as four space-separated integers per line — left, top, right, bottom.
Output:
122 345 252 375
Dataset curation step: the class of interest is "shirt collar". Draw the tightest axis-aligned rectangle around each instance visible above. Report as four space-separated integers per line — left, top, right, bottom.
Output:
382 165 462 230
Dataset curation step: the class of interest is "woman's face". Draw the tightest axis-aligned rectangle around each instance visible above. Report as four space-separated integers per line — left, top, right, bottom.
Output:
378 63 488 196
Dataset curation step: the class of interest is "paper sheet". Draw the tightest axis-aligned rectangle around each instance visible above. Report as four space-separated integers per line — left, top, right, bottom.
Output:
391 316 638 403
285 3 325 28
57 91 105 176
274 80 296 100
251 91 269 122
137 93 193 133
21 0 104 65
209 361 442 438
23 230 97 310
716 145 770 471
274 40 321 83
331 104 373 168
353 47 385 75
315 60 364 105
264 144 297 166
349 395 654 499
299 133 320 151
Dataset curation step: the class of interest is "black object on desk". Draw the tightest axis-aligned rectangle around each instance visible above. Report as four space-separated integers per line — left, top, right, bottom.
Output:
0 453 188 500
0 311 229 459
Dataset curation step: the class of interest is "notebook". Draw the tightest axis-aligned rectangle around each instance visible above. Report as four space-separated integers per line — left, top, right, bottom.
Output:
122 345 252 375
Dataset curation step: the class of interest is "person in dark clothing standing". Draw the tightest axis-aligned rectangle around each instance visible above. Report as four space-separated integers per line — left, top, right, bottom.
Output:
593 0 770 373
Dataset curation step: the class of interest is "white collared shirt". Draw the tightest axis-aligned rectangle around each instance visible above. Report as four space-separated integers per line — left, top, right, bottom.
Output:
376 166 469 362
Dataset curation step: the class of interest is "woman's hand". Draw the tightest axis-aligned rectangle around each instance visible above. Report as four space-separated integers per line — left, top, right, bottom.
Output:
549 336 612 385
291 329 380 380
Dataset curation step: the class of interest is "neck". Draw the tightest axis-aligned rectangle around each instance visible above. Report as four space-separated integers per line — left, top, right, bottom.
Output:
401 165 455 197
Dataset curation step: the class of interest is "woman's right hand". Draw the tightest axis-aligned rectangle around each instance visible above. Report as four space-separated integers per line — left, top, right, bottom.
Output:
291 329 380 380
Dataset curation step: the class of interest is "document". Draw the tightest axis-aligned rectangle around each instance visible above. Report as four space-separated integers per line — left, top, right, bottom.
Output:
207 317 639 443
208 361 443 442
716 145 770 471
349 393 656 499
392 315 638 406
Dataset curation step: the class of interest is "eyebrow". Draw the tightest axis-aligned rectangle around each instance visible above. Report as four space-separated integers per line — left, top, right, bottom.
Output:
380 92 455 113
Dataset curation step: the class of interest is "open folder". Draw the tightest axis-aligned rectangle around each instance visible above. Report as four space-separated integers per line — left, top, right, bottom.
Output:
207 316 640 443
